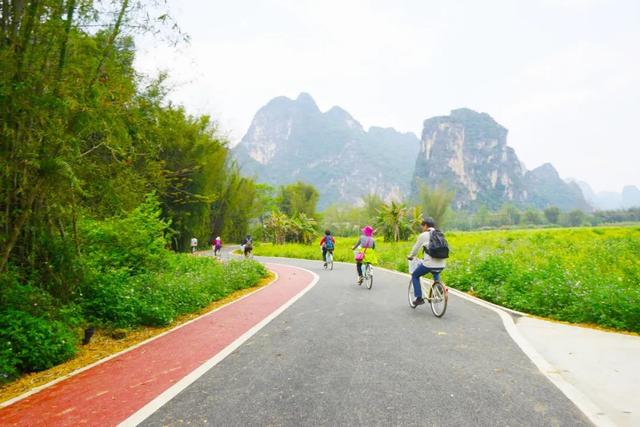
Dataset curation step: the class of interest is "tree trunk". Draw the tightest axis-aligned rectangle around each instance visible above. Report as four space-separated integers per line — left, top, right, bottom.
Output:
88 0 128 91
54 0 76 93
0 181 39 273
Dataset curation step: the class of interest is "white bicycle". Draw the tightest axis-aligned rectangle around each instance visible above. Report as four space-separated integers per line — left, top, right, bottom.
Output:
360 262 373 290
324 250 334 270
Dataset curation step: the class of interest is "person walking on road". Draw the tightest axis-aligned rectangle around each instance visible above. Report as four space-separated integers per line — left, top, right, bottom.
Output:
407 217 446 306
352 225 377 284
190 237 198 254
213 236 222 257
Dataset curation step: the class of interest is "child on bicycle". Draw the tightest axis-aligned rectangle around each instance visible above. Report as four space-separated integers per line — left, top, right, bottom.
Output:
319 229 335 267
352 225 378 284
407 218 446 306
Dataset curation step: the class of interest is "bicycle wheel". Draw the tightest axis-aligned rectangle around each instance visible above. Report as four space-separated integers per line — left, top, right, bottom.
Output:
365 264 373 289
328 253 334 270
429 281 448 317
408 280 417 308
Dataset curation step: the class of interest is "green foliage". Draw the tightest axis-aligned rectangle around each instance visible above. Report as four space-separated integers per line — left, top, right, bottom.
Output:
81 194 170 275
254 226 640 332
278 182 319 218
418 183 455 227
0 0 267 384
375 201 412 242
361 194 385 225
544 206 561 224
264 211 318 244
0 310 78 381
566 209 587 227
80 257 266 328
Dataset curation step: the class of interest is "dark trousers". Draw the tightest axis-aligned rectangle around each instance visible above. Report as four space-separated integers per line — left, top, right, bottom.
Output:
322 247 333 262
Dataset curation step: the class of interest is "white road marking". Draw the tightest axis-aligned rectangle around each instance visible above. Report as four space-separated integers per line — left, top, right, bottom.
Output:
1 270 281 409
119 264 319 427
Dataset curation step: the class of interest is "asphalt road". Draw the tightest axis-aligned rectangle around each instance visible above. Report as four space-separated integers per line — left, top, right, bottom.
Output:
141 256 592 427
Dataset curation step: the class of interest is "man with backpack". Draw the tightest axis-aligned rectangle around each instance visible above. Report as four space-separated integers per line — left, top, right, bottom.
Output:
319 229 336 267
407 217 448 306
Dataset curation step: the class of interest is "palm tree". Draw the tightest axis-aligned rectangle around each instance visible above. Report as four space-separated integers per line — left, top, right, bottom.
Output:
408 205 424 234
376 201 410 242
290 213 318 244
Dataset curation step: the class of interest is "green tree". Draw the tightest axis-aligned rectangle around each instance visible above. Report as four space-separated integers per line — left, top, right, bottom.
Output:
361 193 385 225
375 201 411 242
278 182 319 218
498 204 521 226
418 184 455 228
523 209 543 225
473 206 490 228
289 213 318 244
544 206 561 224
0 0 151 277
408 205 424 233
567 209 587 227
264 211 289 245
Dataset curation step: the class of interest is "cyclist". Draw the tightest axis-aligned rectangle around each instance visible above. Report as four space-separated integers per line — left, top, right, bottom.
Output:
407 217 446 306
241 235 253 257
352 225 378 284
319 229 336 267
213 236 222 257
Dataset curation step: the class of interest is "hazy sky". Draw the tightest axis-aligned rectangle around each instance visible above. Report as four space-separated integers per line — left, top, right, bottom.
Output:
135 0 639 193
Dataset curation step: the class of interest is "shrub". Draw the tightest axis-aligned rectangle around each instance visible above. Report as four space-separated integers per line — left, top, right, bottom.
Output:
0 310 77 376
80 193 170 275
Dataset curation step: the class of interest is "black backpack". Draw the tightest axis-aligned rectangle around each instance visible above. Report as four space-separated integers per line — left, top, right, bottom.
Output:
425 229 449 259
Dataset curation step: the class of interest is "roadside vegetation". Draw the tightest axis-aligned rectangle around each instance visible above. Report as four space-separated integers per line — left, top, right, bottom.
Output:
2 0 638 390
253 226 640 333
0 1 270 385
0 196 266 384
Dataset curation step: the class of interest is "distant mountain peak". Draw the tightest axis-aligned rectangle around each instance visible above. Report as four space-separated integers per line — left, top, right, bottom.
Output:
530 163 560 177
414 109 588 211
325 106 362 130
233 93 420 207
295 92 319 109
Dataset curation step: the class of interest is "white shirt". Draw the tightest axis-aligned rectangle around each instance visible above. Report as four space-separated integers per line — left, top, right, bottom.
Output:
409 228 446 269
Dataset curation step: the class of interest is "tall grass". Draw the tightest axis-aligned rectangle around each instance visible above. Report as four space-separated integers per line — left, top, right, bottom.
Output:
253 227 640 332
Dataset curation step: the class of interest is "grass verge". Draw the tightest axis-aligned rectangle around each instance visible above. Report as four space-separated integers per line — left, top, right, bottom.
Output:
0 271 275 404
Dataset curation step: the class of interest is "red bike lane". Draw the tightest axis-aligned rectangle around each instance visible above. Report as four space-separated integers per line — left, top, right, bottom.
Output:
0 263 315 427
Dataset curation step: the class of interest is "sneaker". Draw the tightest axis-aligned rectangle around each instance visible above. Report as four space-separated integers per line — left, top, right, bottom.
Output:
358 276 363 285
412 297 425 306
323 262 327 267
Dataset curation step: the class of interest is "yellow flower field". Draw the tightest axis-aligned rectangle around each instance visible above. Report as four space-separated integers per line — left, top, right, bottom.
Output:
254 226 640 332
